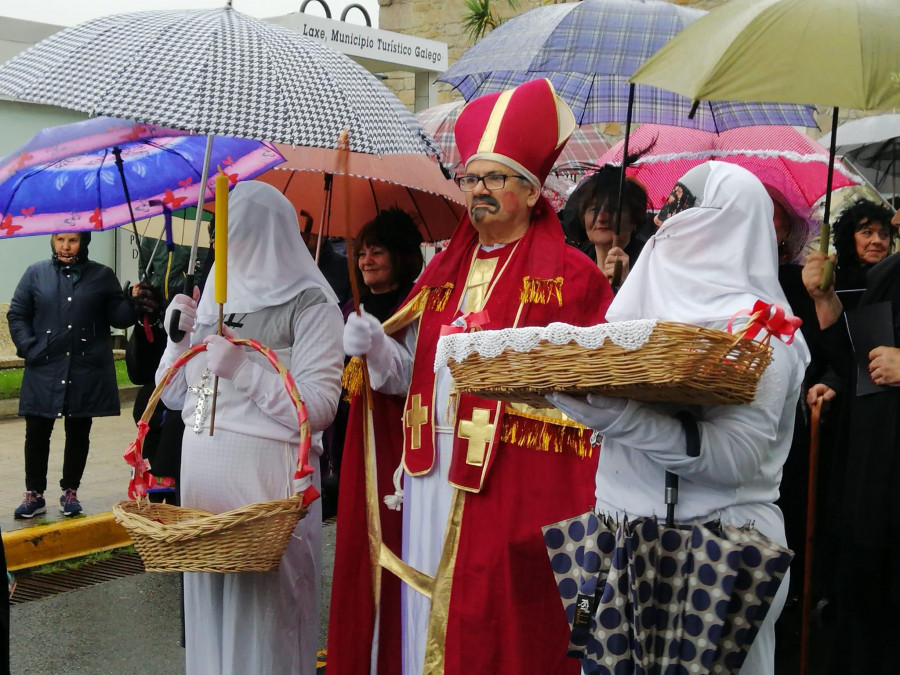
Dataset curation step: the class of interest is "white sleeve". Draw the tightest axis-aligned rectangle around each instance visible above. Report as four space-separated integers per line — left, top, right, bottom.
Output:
596 356 792 490
156 340 190 410
368 320 416 396
231 302 344 433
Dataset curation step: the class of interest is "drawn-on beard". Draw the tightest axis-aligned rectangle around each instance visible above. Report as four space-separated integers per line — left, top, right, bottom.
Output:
470 196 500 223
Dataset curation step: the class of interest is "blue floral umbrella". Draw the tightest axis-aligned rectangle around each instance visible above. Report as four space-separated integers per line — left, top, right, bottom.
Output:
0 117 283 239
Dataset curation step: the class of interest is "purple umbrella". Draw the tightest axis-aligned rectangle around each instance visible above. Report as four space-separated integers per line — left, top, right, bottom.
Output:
0 117 283 240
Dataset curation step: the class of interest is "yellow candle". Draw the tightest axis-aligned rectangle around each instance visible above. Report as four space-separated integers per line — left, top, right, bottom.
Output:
214 171 228 304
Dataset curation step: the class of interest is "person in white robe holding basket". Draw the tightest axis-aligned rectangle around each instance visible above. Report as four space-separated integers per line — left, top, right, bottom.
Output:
549 162 811 674
156 180 343 675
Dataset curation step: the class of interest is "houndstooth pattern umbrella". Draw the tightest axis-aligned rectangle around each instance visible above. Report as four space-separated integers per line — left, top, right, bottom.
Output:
0 7 439 157
438 0 815 131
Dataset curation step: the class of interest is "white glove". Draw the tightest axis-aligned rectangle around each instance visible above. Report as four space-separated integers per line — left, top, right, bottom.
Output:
203 332 249 381
545 392 628 432
163 288 200 345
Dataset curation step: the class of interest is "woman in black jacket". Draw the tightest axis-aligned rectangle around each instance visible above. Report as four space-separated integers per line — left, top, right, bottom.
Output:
7 232 134 518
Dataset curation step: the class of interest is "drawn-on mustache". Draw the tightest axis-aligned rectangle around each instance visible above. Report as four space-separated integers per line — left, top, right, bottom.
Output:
471 196 500 213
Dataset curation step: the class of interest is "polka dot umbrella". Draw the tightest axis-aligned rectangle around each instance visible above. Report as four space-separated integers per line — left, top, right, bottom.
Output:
543 420 792 675
543 511 793 674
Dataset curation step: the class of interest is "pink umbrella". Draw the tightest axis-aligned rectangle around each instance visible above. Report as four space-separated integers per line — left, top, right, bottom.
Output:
416 100 610 181
596 124 861 218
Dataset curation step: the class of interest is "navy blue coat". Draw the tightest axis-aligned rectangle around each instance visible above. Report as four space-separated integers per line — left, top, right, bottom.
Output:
7 259 135 419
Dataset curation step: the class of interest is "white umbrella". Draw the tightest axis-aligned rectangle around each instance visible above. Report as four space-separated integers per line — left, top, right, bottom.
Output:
825 114 900 199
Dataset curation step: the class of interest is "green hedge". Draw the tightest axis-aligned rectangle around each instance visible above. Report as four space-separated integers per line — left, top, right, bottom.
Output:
0 360 131 400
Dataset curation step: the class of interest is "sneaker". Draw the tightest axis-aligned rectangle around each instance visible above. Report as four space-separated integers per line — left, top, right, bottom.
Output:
59 488 83 516
14 491 46 519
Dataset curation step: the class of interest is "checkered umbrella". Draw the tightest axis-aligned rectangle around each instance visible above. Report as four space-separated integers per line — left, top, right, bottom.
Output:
415 100 610 181
438 0 815 131
0 6 439 157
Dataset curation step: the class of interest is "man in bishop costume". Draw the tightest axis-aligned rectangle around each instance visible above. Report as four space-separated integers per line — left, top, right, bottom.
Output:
328 78 613 674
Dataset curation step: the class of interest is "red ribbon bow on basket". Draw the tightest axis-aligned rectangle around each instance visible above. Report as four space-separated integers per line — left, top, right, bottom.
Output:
727 300 802 344
124 420 155 499
440 309 491 336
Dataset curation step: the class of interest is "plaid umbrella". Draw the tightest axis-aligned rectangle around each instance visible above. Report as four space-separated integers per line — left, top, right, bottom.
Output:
0 7 438 157
438 0 815 131
543 511 793 674
415 100 610 181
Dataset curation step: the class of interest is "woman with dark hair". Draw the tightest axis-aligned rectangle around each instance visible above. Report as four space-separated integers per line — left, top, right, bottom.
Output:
561 165 650 288
321 208 425 518
345 207 424 322
8 231 136 518
832 198 895 296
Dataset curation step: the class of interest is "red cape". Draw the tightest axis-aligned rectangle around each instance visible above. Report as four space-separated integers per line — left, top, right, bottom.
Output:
328 201 612 674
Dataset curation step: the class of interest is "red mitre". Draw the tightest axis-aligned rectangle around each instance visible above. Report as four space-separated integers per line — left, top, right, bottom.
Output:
454 78 576 188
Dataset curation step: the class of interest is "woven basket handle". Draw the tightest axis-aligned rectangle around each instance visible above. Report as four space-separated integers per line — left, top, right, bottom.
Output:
125 337 317 505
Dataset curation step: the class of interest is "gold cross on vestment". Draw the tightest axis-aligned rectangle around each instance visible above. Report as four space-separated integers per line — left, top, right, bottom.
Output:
406 393 429 449
458 408 495 466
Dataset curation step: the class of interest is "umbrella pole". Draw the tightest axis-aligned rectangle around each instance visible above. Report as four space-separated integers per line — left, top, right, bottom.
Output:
111 147 149 278
610 84 635 290
169 134 214 342
800 398 823 675
315 174 333 265
819 108 840 291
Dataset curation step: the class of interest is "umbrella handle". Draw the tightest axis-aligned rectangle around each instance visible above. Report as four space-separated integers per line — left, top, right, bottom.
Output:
664 412 701 527
168 273 195 343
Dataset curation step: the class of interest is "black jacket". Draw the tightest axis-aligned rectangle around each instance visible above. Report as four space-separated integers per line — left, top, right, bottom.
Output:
7 258 134 418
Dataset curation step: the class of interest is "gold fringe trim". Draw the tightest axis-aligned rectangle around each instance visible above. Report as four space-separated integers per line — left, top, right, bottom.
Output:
423 283 454 312
341 357 364 401
501 408 593 459
520 276 563 306
382 284 454 336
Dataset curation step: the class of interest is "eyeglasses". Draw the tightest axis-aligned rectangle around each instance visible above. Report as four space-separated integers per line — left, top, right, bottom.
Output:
454 173 525 192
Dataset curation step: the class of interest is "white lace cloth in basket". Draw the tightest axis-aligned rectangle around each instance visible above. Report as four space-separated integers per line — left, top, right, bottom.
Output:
434 320 658 371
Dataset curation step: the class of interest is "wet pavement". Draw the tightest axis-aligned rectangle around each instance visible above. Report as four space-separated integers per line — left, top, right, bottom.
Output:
2 402 336 673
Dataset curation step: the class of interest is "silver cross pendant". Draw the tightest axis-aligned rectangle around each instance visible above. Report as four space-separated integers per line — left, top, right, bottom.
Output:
188 369 214 433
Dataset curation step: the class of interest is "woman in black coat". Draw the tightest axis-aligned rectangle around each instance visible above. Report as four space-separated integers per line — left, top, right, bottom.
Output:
7 232 134 518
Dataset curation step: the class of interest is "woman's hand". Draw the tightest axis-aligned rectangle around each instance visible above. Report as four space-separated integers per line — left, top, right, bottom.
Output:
806 382 836 408
802 251 843 329
868 346 900 386
602 247 630 285
801 251 835 298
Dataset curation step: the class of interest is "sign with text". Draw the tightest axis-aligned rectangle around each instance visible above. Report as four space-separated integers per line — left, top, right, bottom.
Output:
268 12 447 73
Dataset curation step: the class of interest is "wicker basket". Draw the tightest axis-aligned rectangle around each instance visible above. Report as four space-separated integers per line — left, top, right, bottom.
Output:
113 337 314 573
443 321 773 407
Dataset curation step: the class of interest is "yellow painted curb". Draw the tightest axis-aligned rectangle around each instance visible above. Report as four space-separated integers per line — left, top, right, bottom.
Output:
2 512 132 571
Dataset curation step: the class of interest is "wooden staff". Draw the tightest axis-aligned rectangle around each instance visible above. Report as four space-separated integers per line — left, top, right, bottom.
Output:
799 396 823 675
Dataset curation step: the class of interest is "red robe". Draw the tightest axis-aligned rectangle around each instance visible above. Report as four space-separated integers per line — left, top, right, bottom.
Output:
328 199 612 674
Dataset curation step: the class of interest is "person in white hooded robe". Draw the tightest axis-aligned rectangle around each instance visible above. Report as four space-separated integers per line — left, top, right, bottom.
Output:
156 181 343 675
549 162 810 675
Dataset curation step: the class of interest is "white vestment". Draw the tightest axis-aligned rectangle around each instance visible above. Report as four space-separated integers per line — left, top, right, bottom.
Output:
157 182 342 675
590 163 811 675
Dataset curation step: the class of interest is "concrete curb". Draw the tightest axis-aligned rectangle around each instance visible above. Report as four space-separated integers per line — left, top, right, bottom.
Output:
3 512 132 571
